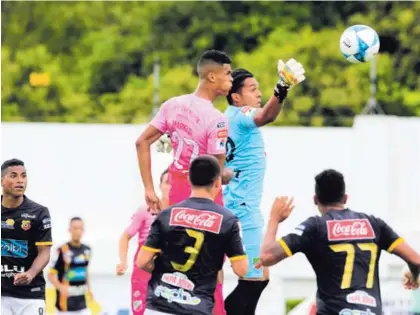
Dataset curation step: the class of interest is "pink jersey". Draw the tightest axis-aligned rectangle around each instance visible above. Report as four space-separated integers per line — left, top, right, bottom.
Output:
125 206 155 262
151 94 228 175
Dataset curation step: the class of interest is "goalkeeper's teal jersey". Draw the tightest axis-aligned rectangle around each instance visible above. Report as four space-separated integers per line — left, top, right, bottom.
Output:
223 105 265 229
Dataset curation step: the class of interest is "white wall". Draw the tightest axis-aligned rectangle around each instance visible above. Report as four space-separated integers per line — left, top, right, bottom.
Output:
2 116 420 313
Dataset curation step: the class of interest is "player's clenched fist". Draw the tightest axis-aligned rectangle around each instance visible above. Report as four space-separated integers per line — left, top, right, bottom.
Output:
269 196 295 223
145 189 162 215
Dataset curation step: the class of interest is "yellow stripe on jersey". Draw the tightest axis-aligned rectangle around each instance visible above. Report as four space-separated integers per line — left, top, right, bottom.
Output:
229 255 247 262
387 237 404 253
278 239 293 257
142 246 161 253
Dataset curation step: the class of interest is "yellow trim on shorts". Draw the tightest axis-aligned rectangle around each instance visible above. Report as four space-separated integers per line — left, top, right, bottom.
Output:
48 268 58 275
278 239 293 257
35 241 53 246
229 255 247 262
387 237 404 253
142 245 162 253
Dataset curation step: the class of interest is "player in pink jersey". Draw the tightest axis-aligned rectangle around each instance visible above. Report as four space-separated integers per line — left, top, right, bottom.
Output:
116 169 170 315
136 50 234 315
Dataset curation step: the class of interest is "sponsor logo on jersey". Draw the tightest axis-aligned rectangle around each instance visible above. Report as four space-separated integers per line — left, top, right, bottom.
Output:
74 253 87 264
1 219 15 229
21 213 36 219
42 218 51 224
218 139 226 149
21 220 31 231
161 272 195 291
1 264 25 278
65 266 87 281
327 219 375 241
292 224 306 236
339 308 376 315
67 284 87 296
217 122 226 129
346 290 377 307
1 239 28 258
154 285 201 305
170 208 223 234
217 129 228 138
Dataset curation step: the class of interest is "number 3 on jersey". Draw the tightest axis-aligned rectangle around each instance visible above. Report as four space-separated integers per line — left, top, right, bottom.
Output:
330 242 378 289
171 229 204 272
172 131 199 170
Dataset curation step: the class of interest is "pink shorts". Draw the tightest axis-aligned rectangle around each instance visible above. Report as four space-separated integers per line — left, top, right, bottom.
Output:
131 266 152 315
169 172 224 206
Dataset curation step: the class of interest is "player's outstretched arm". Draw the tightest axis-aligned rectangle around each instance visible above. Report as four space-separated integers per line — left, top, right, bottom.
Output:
260 197 295 267
392 241 420 288
116 231 132 275
253 59 306 127
136 125 164 212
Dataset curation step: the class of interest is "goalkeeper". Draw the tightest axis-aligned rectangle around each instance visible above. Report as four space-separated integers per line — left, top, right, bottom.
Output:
223 59 305 315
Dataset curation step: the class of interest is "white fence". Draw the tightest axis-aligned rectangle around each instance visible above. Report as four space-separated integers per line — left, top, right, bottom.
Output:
2 115 420 314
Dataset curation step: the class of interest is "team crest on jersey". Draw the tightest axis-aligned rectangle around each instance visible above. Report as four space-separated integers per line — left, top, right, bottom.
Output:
240 106 256 117
327 219 375 241
170 208 223 234
21 220 31 231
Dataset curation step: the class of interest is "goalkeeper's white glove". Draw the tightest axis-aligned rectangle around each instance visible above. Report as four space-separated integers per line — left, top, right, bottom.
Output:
274 58 306 101
156 133 172 153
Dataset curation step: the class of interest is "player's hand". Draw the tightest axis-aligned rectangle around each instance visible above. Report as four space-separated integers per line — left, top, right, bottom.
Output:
58 285 69 297
275 58 306 95
403 270 420 290
156 133 172 153
269 196 295 223
145 189 162 215
221 168 234 185
13 271 34 285
116 261 128 276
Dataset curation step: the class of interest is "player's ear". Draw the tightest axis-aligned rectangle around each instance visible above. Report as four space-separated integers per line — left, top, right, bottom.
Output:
207 71 216 83
232 93 241 105
343 194 348 204
313 195 318 205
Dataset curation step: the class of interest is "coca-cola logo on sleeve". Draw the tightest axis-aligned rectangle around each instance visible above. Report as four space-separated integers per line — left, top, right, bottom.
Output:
327 219 376 241
169 208 223 234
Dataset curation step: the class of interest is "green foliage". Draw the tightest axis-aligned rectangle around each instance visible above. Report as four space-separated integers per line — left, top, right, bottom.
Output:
1 2 419 125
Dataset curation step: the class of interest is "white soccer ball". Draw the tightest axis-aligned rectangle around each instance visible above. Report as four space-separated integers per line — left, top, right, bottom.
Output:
340 25 380 63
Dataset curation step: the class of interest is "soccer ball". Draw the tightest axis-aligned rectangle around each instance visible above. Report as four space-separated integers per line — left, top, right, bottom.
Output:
340 25 380 63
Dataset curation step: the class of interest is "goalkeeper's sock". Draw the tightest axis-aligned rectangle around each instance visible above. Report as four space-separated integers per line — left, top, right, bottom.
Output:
225 279 269 315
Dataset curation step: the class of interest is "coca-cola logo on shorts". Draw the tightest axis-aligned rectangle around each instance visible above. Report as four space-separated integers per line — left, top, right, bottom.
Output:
170 208 223 234
327 219 376 241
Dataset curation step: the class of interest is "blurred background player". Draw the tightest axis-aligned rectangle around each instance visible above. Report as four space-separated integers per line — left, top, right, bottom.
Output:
136 49 234 314
116 169 170 315
223 60 305 315
1 158 53 315
48 217 93 315
136 155 248 315
259 169 420 315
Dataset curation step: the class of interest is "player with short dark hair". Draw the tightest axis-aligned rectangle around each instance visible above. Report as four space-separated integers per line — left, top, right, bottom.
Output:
137 155 248 315
48 217 92 315
259 169 420 315
136 49 234 213
1 158 53 315
223 61 305 315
